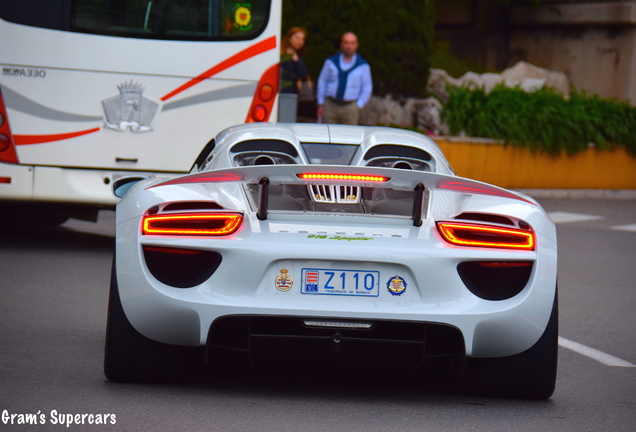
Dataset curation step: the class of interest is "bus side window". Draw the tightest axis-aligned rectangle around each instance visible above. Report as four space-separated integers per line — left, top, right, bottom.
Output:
1 0 271 41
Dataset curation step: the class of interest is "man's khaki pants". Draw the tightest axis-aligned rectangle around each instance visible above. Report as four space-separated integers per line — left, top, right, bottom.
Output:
323 98 359 125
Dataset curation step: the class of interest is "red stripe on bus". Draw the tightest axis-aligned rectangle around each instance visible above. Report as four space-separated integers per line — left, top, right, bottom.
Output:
14 127 101 145
161 35 277 102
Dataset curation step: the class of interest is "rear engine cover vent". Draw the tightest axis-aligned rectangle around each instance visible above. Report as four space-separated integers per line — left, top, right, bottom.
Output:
231 139 299 157
244 184 414 217
308 185 361 204
365 157 431 172
363 144 432 162
233 152 297 167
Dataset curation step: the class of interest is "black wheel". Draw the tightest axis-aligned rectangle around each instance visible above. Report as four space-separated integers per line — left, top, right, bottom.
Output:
470 289 558 399
104 256 202 382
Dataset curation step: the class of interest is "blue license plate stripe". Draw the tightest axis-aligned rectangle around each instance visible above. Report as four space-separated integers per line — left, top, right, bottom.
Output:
301 268 380 296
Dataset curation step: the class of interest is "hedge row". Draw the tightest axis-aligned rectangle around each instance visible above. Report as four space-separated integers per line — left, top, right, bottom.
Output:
442 84 636 156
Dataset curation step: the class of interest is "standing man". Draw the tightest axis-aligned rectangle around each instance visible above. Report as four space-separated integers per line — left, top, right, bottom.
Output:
316 32 372 125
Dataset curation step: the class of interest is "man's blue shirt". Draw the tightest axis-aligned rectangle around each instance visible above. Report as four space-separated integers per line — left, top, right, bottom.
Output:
317 53 373 108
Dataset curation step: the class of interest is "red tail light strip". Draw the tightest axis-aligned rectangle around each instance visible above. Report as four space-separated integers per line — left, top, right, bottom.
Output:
437 222 535 251
142 213 243 236
298 174 389 182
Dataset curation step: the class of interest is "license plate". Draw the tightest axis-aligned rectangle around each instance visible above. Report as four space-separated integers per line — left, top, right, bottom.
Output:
301 268 380 296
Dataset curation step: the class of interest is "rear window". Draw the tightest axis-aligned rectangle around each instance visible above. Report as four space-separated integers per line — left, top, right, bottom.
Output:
301 143 359 165
0 0 271 41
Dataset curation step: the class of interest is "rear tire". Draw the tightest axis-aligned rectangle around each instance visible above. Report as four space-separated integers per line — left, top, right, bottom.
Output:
470 289 558 399
104 256 202 382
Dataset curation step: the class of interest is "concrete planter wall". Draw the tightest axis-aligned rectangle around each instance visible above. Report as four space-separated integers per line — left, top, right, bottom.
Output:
432 137 636 190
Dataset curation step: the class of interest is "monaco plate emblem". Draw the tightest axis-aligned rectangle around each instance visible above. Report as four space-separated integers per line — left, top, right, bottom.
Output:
387 275 407 296
275 268 293 292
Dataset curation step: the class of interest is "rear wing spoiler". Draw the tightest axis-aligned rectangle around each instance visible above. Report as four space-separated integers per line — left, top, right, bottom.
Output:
146 165 536 226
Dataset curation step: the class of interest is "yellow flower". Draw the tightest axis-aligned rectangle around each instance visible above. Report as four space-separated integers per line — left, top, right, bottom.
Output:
235 6 251 28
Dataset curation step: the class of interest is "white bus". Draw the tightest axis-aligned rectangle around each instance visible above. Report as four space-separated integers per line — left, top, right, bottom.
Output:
0 0 281 223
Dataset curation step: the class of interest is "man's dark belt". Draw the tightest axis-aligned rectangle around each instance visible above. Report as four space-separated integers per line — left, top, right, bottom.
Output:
327 97 356 106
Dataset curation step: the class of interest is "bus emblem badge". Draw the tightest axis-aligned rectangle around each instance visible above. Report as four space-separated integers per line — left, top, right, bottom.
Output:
102 81 158 133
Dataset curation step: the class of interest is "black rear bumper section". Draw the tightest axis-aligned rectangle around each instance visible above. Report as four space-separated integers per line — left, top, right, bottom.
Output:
205 316 465 373
457 261 533 301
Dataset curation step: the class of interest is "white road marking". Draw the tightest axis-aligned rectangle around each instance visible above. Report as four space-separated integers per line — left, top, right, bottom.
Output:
558 337 636 367
610 224 636 232
548 212 603 224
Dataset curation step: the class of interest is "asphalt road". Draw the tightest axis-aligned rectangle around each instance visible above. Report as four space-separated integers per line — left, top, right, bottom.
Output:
1 199 635 431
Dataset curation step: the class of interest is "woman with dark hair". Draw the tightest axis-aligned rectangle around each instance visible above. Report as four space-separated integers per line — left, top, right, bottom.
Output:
280 27 308 94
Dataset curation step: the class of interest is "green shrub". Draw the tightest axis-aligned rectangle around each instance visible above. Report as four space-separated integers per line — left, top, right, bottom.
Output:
282 0 435 98
441 84 636 156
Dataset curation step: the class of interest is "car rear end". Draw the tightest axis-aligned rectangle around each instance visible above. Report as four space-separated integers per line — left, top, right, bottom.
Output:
114 165 557 374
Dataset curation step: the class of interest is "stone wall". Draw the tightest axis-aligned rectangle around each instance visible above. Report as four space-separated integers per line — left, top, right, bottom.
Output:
359 95 446 134
360 61 569 133
435 0 636 104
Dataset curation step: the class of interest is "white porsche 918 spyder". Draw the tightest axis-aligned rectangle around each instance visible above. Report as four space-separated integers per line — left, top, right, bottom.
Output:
105 123 558 399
